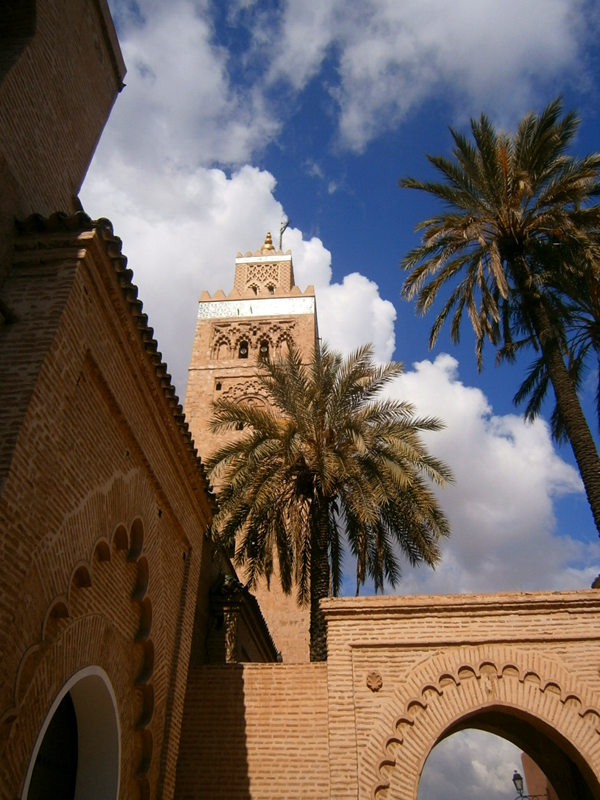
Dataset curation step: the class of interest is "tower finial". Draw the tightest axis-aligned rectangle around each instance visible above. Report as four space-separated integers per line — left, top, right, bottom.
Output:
262 231 275 252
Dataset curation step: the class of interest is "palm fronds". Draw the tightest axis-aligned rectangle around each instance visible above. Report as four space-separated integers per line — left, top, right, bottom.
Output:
207 341 453 660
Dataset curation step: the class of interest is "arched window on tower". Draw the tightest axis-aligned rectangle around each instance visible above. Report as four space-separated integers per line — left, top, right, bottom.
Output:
267 284 275 295
216 340 229 360
238 341 248 359
259 340 269 359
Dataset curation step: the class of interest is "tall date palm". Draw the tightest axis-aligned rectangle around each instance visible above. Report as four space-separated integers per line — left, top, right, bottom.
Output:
400 98 600 535
207 342 452 661
510 269 600 444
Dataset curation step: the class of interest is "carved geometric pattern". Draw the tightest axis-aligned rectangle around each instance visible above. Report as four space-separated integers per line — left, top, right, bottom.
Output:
220 379 270 406
234 263 280 292
363 646 600 800
246 263 279 286
1 519 155 799
210 320 296 360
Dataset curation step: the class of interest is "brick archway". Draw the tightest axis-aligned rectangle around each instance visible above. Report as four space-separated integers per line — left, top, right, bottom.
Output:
173 591 600 799
361 646 600 800
322 591 600 800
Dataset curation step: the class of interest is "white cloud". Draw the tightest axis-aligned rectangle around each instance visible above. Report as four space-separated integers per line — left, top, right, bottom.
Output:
83 3 397 390
81 159 395 391
317 273 396 362
267 0 594 150
265 0 339 91
419 730 523 800
102 0 278 168
384 355 597 595
106 0 597 164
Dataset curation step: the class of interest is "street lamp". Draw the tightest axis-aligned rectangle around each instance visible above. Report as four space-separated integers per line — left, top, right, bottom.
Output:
511 770 548 800
513 771 524 795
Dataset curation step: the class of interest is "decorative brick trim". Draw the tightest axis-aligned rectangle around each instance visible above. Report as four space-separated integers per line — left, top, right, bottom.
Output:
362 646 600 800
2 518 156 797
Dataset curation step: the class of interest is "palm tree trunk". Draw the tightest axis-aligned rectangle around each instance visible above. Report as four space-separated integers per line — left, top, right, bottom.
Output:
309 503 330 662
528 296 600 535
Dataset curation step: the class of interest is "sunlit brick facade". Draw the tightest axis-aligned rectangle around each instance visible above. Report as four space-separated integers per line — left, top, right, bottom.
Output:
3 4 600 800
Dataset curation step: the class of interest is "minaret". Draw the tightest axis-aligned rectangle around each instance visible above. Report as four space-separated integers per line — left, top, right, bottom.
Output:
185 233 318 662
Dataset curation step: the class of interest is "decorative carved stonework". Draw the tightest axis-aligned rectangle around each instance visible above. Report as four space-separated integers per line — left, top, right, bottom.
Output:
199 296 314 320
220 379 270 405
367 672 383 692
245 262 280 287
210 319 297 360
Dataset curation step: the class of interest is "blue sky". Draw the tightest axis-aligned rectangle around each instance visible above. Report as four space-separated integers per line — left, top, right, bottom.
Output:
80 2 600 795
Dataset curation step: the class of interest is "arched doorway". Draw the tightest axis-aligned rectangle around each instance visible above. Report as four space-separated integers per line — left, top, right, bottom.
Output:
431 707 598 800
418 729 524 800
22 666 120 800
362 649 600 800
409 701 600 800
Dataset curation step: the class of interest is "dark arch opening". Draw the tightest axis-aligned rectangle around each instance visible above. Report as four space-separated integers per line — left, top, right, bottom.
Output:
27 692 78 800
23 668 120 800
424 706 600 800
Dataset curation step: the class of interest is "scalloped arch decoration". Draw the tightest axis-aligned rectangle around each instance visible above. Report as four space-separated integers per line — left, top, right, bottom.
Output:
211 334 231 360
7 518 156 797
362 646 600 800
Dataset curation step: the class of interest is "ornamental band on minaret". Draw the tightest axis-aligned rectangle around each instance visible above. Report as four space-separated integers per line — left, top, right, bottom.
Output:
185 233 319 662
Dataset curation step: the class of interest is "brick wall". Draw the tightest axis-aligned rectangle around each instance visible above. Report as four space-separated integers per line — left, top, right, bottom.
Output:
0 0 125 283
322 592 600 800
0 219 214 800
174 663 330 799
176 592 600 800
0 0 124 217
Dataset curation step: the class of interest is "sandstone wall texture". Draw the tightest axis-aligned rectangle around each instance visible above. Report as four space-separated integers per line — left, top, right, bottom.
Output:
175 663 330 799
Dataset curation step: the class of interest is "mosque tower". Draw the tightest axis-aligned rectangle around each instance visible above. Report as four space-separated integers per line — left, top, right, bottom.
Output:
185 232 318 662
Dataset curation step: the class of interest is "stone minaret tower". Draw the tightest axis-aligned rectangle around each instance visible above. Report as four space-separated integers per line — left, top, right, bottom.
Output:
185 233 318 662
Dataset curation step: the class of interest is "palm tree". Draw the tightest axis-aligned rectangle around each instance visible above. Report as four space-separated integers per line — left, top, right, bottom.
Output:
206 342 452 661
400 98 600 535
510 269 600 443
